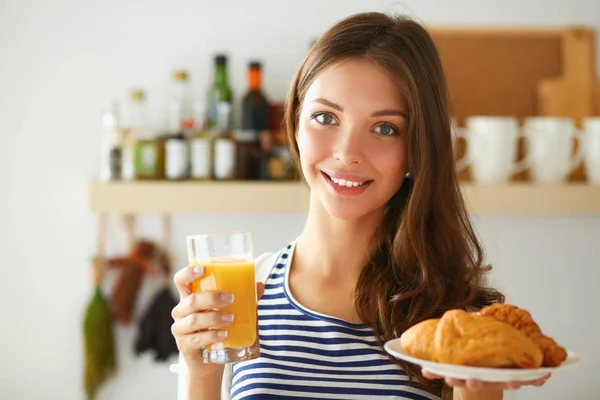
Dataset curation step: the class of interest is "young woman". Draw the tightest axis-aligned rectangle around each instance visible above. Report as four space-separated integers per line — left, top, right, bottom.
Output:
171 12 551 400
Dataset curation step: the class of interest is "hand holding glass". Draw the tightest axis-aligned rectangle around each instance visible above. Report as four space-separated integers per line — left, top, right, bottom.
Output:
186 231 259 363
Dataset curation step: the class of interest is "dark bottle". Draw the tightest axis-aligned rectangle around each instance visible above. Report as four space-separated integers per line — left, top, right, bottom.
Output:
240 61 270 180
207 54 233 131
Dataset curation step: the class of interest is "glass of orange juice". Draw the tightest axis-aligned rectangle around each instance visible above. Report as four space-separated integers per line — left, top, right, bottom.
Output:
186 231 259 363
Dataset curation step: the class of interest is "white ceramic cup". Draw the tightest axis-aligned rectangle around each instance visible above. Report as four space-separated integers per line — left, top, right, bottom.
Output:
455 116 530 183
522 117 583 183
582 117 600 184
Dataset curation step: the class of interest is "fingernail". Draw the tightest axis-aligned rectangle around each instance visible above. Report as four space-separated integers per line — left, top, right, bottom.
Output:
217 330 229 338
221 313 234 322
193 265 204 274
221 293 235 304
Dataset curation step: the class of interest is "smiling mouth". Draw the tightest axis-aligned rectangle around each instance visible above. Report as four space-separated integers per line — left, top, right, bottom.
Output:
321 172 373 187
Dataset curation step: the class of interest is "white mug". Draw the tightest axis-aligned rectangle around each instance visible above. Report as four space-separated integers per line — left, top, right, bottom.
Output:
522 117 583 183
455 116 530 183
582 117 600 184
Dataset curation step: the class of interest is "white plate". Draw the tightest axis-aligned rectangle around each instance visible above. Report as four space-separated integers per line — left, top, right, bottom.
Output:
384 338 580 382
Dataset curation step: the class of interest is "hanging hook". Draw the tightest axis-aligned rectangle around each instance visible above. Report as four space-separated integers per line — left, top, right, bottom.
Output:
160 213 173 284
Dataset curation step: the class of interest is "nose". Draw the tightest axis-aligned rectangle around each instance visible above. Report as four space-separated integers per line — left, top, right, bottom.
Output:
332 126 366 165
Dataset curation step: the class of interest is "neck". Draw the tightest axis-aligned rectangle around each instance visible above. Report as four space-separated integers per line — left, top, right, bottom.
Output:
295 192 385 282
215 66 228 85
248 68 261 90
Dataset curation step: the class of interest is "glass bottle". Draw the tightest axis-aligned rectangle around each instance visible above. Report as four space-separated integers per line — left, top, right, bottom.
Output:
129 89 163 180
239 61 269 180
164 102 189 181
171 70 194 131
121 94 136 181
257 102 291 180
207 54 233 131
163 70 194 180
99 102 123 181
189 101 212 180
212 102 236 180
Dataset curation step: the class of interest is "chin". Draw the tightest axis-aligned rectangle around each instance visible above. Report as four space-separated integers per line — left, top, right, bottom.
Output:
314 187 385 221
323 203 370 221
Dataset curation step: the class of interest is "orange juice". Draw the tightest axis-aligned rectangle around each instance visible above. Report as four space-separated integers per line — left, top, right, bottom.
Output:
191 258 257 348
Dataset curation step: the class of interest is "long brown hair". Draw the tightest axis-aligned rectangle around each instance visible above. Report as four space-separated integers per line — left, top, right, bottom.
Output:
283 12 504 397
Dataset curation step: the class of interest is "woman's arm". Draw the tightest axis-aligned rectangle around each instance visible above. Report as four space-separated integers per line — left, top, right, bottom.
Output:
453 387 503 400
187 368 225 400
425 369 549 399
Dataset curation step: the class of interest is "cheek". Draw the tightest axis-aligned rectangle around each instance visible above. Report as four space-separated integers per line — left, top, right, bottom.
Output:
372 143 408 181
296 123 329 166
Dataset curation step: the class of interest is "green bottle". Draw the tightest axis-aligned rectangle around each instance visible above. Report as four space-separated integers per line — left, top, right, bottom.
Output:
207 54 233 131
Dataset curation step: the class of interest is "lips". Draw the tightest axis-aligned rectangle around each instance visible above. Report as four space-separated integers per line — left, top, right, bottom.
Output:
322 171 372 184
321 171 373 195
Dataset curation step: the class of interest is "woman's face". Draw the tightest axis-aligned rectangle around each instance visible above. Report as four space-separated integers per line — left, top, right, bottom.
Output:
297 58 409 221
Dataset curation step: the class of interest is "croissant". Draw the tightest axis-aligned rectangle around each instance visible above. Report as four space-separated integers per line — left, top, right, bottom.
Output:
400 318 439 361
478 304 567 367
401 309 543 369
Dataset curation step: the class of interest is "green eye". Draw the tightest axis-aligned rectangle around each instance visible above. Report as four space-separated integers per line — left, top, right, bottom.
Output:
374 123 397 136
315 112 338 125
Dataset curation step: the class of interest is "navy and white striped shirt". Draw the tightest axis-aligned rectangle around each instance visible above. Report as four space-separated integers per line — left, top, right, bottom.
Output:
230 241 439 400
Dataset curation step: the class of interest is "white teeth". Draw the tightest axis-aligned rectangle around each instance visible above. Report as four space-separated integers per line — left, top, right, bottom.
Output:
330 177 365 187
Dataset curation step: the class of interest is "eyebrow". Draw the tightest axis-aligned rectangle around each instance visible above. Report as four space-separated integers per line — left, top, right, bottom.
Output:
311 98 406 119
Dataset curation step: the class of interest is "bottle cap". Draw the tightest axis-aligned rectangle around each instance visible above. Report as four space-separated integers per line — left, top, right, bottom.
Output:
173 70 188 81
130 89 145 101
215 54 227 65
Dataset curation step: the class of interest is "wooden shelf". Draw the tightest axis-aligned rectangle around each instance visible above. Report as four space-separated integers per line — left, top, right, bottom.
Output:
461 183 600 214
90 181 600 214
90 181 310 213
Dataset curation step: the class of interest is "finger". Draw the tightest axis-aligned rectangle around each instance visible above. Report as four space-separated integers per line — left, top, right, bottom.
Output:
444 378 466 388
174 265 205 299
465 379 499 391
504 373 551 389
505 381 523 390
531 379 547 387
172 291 235 320
176 329 229 354
171 311 234 336
445 378 503 391
463 379 520 391
527 374 551 387
257 282 265 300
421 369 443 380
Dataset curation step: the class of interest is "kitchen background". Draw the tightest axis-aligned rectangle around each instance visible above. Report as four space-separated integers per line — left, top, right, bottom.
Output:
1 0 599 399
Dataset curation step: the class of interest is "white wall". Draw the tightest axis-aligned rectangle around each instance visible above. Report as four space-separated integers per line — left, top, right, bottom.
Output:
1 0 599 399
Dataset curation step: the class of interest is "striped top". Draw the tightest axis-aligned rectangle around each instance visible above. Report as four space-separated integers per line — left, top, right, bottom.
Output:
230 241 439 400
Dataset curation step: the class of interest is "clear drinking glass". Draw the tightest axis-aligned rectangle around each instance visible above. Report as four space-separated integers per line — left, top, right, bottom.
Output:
186 231 259 363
